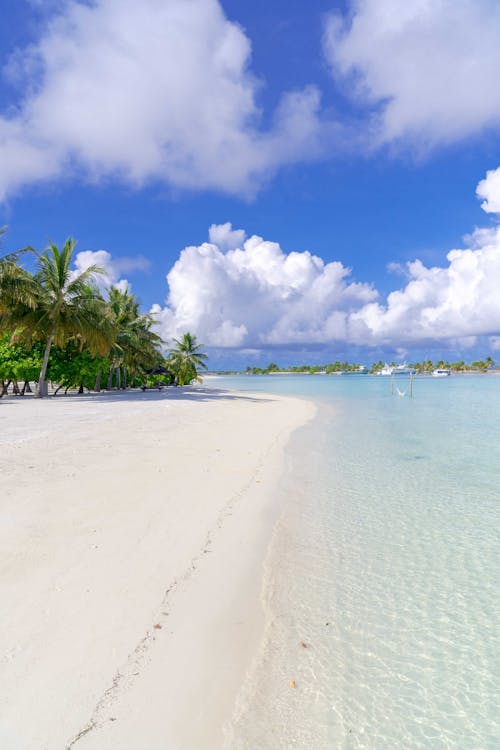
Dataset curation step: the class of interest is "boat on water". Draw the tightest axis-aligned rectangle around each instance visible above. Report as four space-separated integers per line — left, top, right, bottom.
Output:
376 364 394 376
376 363 414 376
393 363 414 375
432 368 451 377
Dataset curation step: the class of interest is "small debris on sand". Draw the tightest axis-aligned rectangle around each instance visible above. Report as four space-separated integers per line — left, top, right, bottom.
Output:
288 680 296 688
153 623 162 629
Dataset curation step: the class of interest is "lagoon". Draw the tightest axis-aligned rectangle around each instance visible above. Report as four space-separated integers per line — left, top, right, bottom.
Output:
211 374 500 749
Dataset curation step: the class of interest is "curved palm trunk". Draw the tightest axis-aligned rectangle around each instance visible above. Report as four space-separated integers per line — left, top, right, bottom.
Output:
116 367 121 390
35 332 54 398
94 369 102 392
107 366 115 390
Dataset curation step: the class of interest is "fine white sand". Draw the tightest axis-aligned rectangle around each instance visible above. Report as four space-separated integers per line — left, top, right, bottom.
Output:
0 387 314 749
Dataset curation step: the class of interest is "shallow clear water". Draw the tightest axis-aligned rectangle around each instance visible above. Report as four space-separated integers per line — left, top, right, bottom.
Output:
209 375 500 749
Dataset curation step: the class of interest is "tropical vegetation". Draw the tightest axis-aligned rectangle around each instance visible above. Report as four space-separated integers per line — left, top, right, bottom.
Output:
167 332 208 385
0 235 208 397
230 357 496 376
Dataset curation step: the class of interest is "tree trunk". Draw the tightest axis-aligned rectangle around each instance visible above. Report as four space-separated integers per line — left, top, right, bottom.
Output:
36 332 54 398
116 367 121 390
12 380 20 395
78 383 84 394
54 384 64 396
94 370 102 392
123 369 127 389
107 366 114 390
0 380 11 397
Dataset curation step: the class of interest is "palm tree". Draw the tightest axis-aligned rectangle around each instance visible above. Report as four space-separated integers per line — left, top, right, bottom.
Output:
168 332 208 385
1 239 112 397
0 231 38 314
105 287 163 388
485 356 495 370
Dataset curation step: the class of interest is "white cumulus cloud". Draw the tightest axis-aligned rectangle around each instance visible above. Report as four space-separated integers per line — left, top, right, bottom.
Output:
151 224 377 347
0 0 326 200
476 167 500 214
72 249 149 292
153 169 500 351
324 0 500 148
208 222 247 251
349 226 500 345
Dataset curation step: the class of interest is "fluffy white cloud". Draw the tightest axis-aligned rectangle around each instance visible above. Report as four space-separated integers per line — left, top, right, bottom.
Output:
208 222 247 251
349 226 500 345
153 168 500 350
476 167 500 214
324 0 500 148
151 224 378 347
0 0 325 200
72 249 149 292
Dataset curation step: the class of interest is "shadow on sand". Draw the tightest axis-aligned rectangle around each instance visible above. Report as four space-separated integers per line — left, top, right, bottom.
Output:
0 385 272 408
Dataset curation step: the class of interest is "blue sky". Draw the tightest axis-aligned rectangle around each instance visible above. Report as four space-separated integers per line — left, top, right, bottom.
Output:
1 0 500 367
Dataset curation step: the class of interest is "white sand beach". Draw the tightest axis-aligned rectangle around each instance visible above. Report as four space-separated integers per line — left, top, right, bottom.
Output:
0 387 314 749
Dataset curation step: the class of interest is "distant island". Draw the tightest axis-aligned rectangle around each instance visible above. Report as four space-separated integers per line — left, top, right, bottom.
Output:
213 357 497 376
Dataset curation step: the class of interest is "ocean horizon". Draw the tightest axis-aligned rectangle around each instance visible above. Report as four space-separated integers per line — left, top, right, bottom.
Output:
208 374 499 749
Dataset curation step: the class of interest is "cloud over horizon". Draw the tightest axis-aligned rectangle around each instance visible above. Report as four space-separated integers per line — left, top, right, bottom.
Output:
152 169 500 351
151 223 378 348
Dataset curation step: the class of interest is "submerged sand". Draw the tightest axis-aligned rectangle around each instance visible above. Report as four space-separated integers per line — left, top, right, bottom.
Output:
0 387 314 749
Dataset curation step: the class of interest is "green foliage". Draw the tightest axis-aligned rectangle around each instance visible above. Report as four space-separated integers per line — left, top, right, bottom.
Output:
0 239 165 396
0 238 113 396
470 358 495 372
410 359 434 373
168 332 208 385
47 343 109 391
106 287 163 384
0 334 43 382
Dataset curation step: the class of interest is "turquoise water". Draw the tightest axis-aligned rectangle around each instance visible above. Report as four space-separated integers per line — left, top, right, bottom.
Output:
211 375 500 749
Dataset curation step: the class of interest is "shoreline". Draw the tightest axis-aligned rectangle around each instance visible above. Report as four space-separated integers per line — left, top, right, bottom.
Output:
0 387 315 749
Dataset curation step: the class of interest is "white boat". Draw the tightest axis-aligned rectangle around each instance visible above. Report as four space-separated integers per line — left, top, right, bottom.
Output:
393 363 413 375
376 364 394 375
376 362 413 376
432 368 451 377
